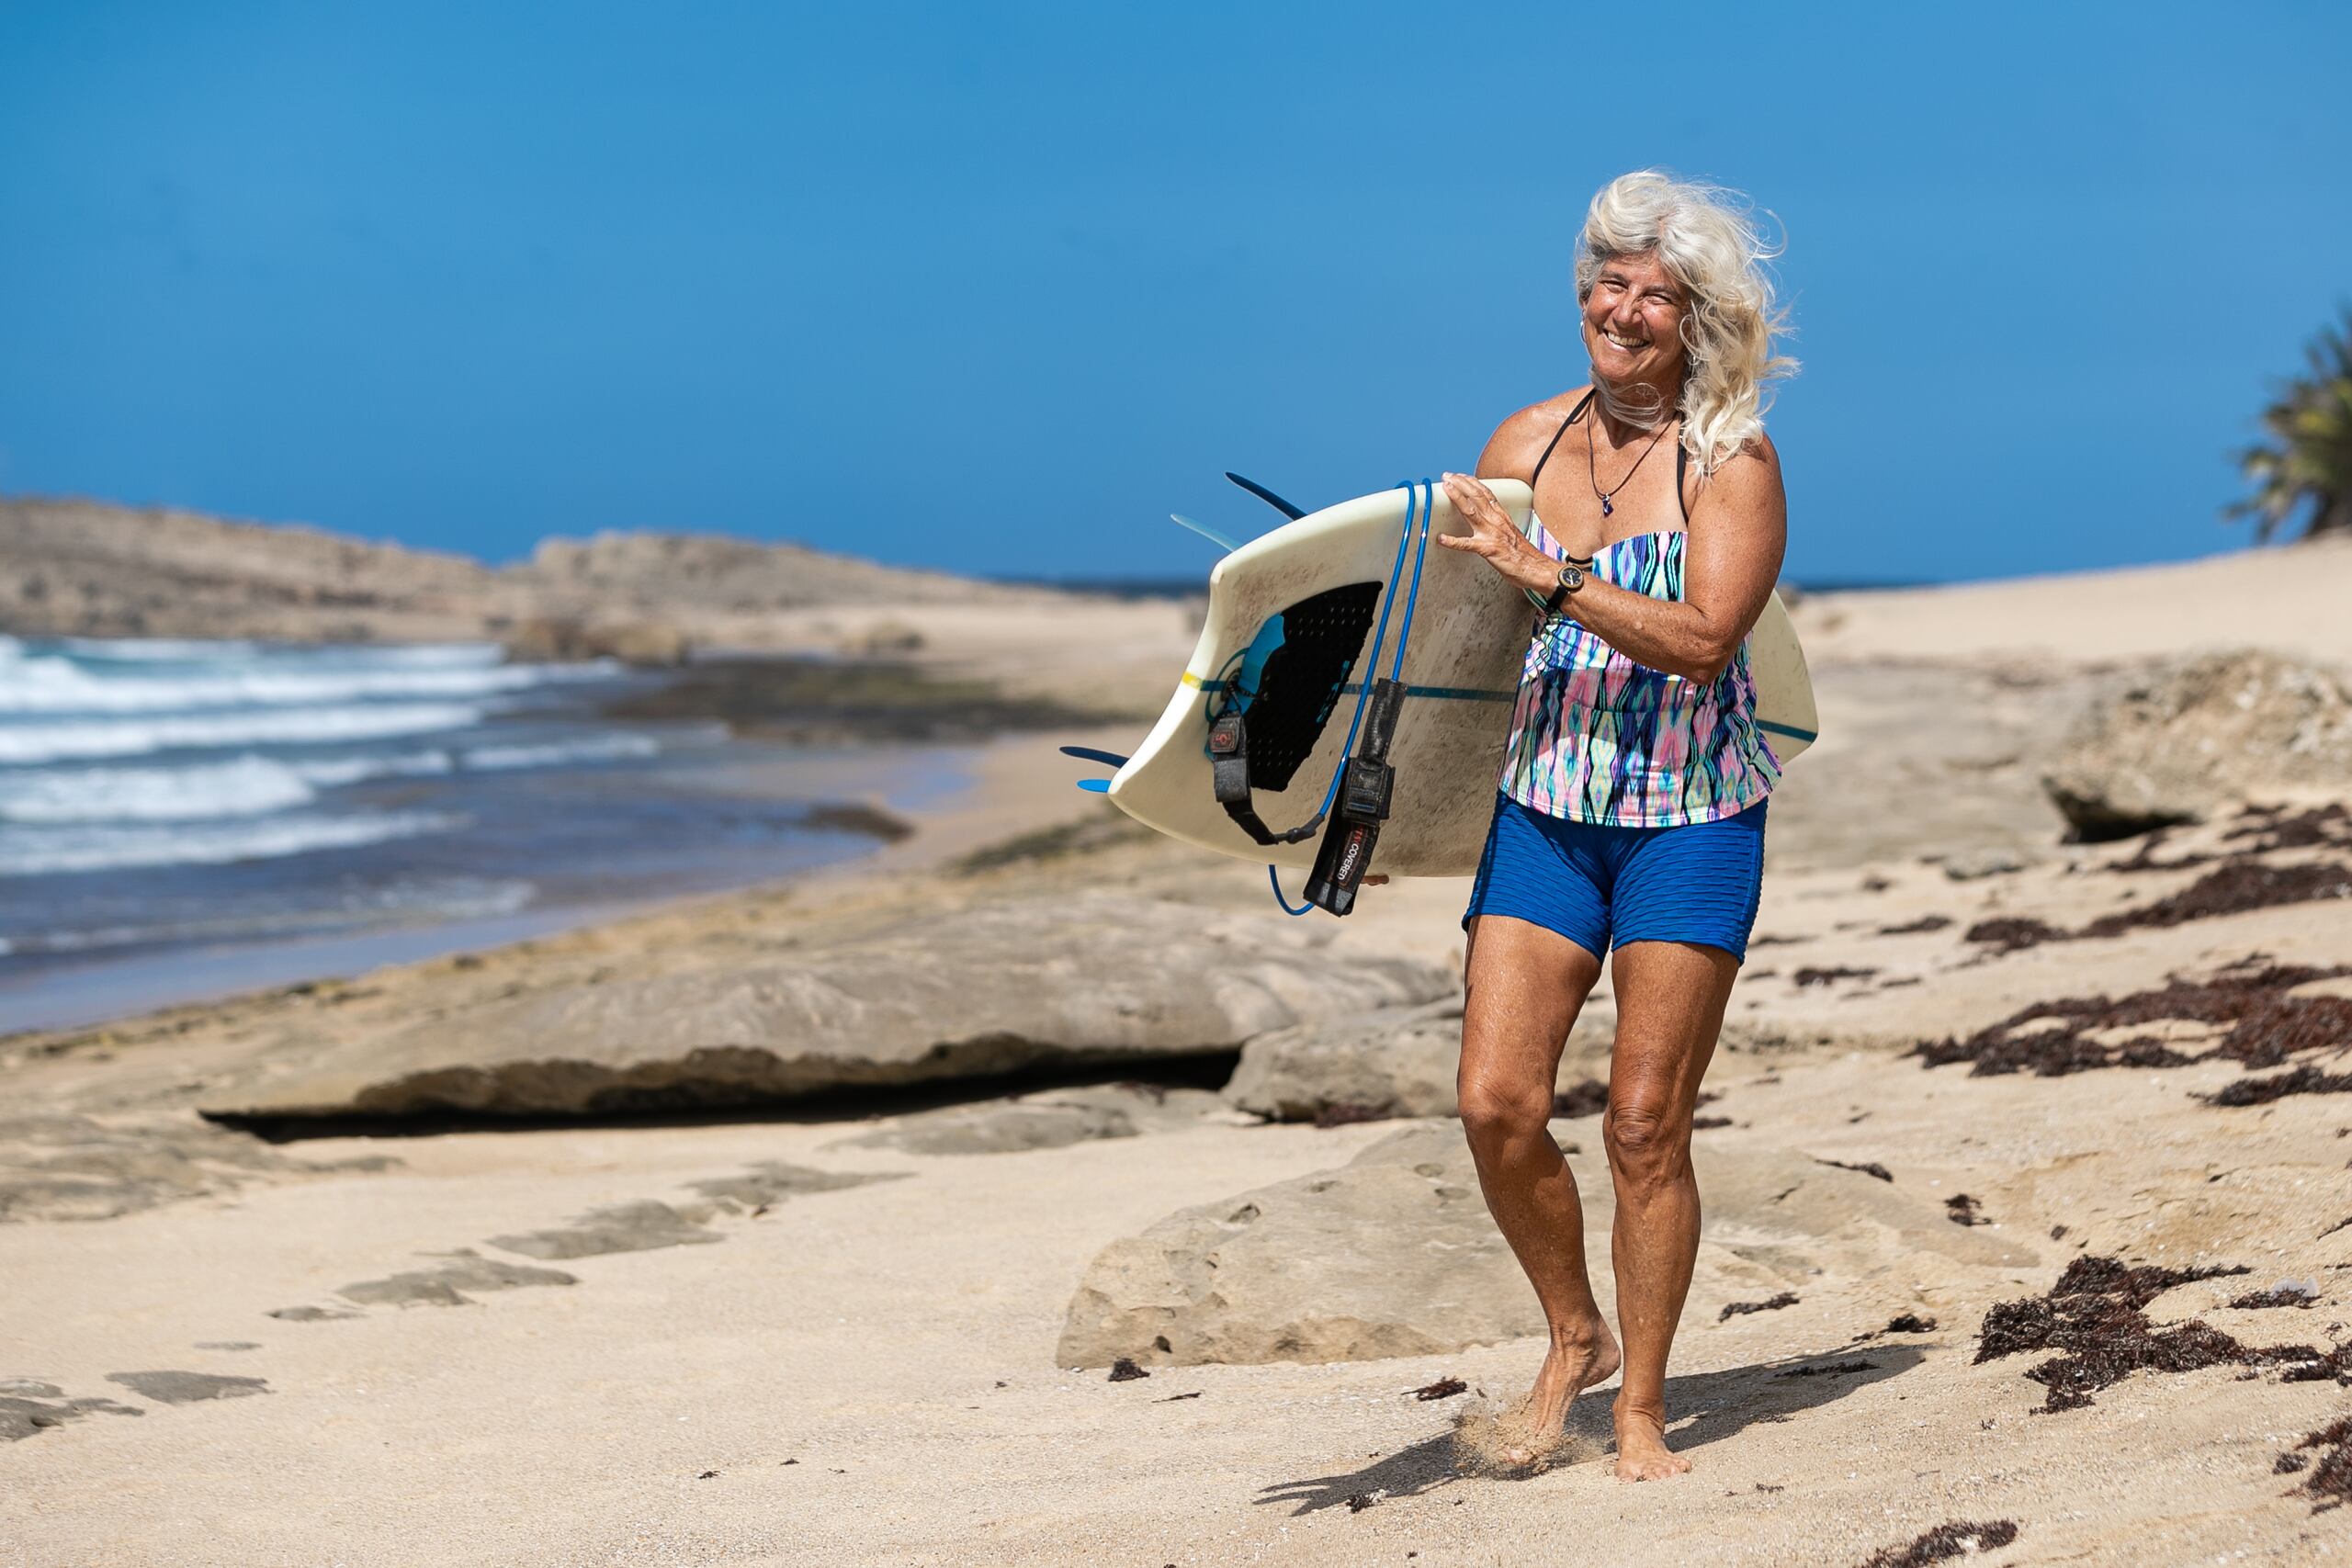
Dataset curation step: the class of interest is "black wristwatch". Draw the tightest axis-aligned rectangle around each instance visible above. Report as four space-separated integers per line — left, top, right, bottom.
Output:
1542 562 1587 616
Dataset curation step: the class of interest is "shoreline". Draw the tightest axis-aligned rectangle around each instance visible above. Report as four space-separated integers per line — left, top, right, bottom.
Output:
0 725 1131 1042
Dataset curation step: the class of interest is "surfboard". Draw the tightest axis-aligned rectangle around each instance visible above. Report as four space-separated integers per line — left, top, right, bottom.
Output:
1096 479 1817 876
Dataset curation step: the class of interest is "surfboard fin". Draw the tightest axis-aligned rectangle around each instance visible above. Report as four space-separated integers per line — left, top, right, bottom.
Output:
1224 471 1306 521
1168 513 1239 552
1057 745 1130 770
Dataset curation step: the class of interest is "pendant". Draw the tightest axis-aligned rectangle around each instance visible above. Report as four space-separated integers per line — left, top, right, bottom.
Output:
1600 496 1613 517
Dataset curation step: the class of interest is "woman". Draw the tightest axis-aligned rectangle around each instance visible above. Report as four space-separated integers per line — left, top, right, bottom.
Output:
1433 170 1793 1482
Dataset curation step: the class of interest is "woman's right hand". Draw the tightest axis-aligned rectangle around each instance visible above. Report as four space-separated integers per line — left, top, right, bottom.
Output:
1435 472 1552 599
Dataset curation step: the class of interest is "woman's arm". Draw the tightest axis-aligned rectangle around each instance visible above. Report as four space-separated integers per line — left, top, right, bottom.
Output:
1437 441 1788 684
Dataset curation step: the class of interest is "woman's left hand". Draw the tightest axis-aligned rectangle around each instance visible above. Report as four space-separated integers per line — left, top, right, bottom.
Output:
1435 472 1548 597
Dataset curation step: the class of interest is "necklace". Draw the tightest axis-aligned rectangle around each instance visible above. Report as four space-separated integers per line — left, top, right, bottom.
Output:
1583 403 1676 518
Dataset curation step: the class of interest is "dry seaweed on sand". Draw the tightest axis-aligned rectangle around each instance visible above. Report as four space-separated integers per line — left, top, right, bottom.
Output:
1312 1100 1395 1129
1877 914 1954 934
1961 852 2352 952
2229 1280 2320 1310
2201 1064 2352 1107
2290 1415 2352 1511
1944 1194 1988 1226
1910 962 2352 1078
1552 1078 1610 1119
2080 861 2352 938
1720 1292 1799 1323
1856 1518 2019 1568
1776 1359 1876 1379
1408 1376 1467 1401
1962 916 2067 953
1817 1157 1894 1182
1963 1256 2352 1414
1106 1357 1149 1382
1792 965 1880 987
1884 1313 1939 1334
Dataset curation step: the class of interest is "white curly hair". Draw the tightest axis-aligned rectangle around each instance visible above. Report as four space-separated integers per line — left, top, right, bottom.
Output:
1574 170 1796 473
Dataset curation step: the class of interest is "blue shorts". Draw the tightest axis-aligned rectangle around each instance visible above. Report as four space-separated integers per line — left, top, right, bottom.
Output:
1462 793 1768 964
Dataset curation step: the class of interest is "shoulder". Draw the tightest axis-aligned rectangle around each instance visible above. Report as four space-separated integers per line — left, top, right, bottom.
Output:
1691 430 1784 502
1476 388 1590 479
1687 430 1787 532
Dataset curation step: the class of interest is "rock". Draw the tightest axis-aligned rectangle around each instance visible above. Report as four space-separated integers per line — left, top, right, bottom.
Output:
487 1201 724 1260
0 1112 399 1224
338 1249 579 1308
103 1371 269 1405
2041 651 2352 840
2 1392 143 1443
199 893 1453 1121
1222 999 1466 1122
680 1161 899 1209
1940 848 2029 881
503 616 688 667
1056 1121 2030 1369
836 1085 1227 1156
1222 995 1616 1124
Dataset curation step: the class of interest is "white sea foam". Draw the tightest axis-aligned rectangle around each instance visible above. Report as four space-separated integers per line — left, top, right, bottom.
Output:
0 703 483 764
0 655 616 714
0 750 462 824
461 734 660 771
0 810 460 876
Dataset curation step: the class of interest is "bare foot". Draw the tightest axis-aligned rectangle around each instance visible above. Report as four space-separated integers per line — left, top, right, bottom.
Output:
1611 1400 1691 1482
1498 1320 1622 1467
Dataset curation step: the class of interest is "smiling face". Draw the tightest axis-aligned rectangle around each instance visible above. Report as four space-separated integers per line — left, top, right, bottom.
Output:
1580 250 1690 392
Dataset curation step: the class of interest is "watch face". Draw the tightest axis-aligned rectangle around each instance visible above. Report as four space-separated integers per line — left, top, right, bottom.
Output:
1559 564 1585 590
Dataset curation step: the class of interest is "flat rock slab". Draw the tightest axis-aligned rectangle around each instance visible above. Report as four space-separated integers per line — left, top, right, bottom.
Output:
1223 995 1621 1123
338 1248 579 1308
200 892 1452 1120
2 1392 143 1443
0 1112 399 1224
1057 1121 2032 1370
487 1200 725 1261
103 1371 269 1405
833 1084 1231 1156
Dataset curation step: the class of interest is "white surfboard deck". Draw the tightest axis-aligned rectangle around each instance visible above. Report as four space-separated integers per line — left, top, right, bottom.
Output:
1104 479 1817 876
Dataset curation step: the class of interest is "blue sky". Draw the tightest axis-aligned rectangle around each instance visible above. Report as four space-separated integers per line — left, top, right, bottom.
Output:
1 1 2346 585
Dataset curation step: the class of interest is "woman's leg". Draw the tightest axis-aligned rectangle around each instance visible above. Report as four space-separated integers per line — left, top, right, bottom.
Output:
1600 938 1738 1481
1458 914 1623 1454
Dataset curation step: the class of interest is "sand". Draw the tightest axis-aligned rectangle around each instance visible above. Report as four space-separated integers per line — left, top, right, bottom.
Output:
5 539 2352 1567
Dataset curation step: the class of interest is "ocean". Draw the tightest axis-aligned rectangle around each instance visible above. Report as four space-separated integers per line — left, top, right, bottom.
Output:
0 636 953 1032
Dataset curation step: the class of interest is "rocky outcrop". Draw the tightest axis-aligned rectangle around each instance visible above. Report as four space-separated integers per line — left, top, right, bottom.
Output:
2041 651 2352 840
0 497 1068 657
198 894 1454 1121
835 1084 1230 1156
1056 1120 2030 1370
1221 996 1617 1123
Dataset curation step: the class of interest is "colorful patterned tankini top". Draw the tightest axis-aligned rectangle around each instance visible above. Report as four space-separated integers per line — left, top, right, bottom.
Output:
1498 518 1781 829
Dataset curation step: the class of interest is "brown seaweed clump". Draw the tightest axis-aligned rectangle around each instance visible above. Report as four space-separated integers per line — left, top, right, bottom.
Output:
1817 1157 1894 1182
2201 1064 2352 1108
1967 1256 2334 1414
1720 1292 1799 1323
2286 1414 2352 1512
1911 963 2352 1078
1944 1194 1988 1226
1553 1079 1611 1119
1857 1518 2019 1568
2079 861 2352 939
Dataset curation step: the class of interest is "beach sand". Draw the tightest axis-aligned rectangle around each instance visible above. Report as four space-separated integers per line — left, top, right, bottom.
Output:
5 545 2351 1566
